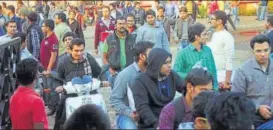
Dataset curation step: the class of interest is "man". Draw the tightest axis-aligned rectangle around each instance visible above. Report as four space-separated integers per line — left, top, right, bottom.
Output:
54 12 72 55
136 9 170 52
49 2 57 20
9 58 48 129
74 7 85 30
265 16 273 53
110 41 153 129
58 32 78 63
12 32 33 60
256 0 268 21
0 20 17 42
94 6 115 54
164 0 179 19
18 6 29 33
159 67 213 129
40 19 59 115
156 6 176 41
109 2 122 19
130 48 184 128
63 104 111 130
232 34 273 128
103 16 136 87
231 0 240 24
0 6 7 36
123 1 134 15
173 6 194 48
131 2 145 28
56 38 101 88
42 1 50 19
94 1 104 22
103 16 136 70
174 23 218 90
26 12 44 59
6 5 22 32
207 11 234 90
125 13 137 34
66 10 84 40
185 0 199 22
206 92 255 129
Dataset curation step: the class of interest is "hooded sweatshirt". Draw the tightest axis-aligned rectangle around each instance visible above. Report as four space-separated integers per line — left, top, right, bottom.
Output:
130 48 184 128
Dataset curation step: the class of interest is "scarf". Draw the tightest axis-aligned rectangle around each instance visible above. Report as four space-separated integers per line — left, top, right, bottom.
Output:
80 53 92 75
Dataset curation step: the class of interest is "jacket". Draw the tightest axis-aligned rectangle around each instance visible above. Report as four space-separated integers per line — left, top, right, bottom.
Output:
94 18 115 49
130 48 184 128
267 30 273 53
173 17 194 41
131 8 145 27
57 53 102 83
136 23 170 52
26 22 44 59
156 17 176 41
106 30 136 70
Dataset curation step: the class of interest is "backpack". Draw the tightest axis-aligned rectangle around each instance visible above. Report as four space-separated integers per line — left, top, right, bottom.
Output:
172 96 185 129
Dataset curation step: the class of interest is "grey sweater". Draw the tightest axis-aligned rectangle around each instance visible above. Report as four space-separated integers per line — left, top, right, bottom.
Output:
232 58 273 110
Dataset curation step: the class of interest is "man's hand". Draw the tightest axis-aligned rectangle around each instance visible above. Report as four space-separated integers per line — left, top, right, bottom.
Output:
259 105 272 119
102 81 110 87
55 86 64 93
219 82 231 90
131 111 139 121
42 70 51 77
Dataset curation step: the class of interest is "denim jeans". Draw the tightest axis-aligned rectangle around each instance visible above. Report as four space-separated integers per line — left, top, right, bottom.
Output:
116 115 137 129
232 7 240 23
259 6 267 20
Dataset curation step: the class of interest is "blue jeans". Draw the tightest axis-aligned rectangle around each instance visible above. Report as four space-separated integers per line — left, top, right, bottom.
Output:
257 120 273 129
180 40 189 49
116 115 137 129
232 7 240 23
259 6 267 20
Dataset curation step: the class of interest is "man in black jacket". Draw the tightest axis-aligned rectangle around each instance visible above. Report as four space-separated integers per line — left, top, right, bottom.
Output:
130 48 184 128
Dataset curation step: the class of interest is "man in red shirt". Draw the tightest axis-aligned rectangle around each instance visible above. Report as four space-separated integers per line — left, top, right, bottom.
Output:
10 58 48 129
40 19 59 116
94 6 115 54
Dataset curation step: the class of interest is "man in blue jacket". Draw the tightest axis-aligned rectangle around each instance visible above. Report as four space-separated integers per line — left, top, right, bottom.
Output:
136 9 170 52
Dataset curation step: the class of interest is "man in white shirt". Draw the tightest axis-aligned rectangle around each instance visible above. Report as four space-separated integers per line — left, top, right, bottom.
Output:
207 11 234 90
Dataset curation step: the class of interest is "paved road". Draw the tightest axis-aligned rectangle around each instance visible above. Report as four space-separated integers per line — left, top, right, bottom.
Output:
47 16 265 128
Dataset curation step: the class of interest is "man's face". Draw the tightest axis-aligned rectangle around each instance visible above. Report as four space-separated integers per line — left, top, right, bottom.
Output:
135 3 140 9
64 36 73 51
160 57 172 76
199 30 208 44
189 82 213 99
210 15 220 28
97 1 103 6
253 42 271 65
146 15 155 25
71 44 85 60
116 19 126 33
41 23 49 34
142 48 152 66
69 12 76 19
157 9 164 17
180 11 188 19
7 9 12 15
54 15 61 24
126 16 135 28
102 8 110 18
6 22 17 35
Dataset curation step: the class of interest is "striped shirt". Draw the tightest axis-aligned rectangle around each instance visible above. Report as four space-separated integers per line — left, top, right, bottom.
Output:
173 44 218 90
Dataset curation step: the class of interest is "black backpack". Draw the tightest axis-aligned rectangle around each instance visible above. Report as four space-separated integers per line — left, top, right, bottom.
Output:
172 96 185 129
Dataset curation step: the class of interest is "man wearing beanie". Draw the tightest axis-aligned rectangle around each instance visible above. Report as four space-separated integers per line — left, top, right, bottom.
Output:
130 48 184 128
26 11 44 59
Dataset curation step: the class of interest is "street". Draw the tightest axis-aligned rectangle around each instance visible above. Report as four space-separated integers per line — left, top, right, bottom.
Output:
47 16 265 128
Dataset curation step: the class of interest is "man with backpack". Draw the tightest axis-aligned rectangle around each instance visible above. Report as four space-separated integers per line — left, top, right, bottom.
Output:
26 11 44 59
159 67 213 129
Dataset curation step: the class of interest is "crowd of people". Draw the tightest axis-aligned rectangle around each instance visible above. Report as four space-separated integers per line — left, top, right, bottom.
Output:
1 0 273 130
